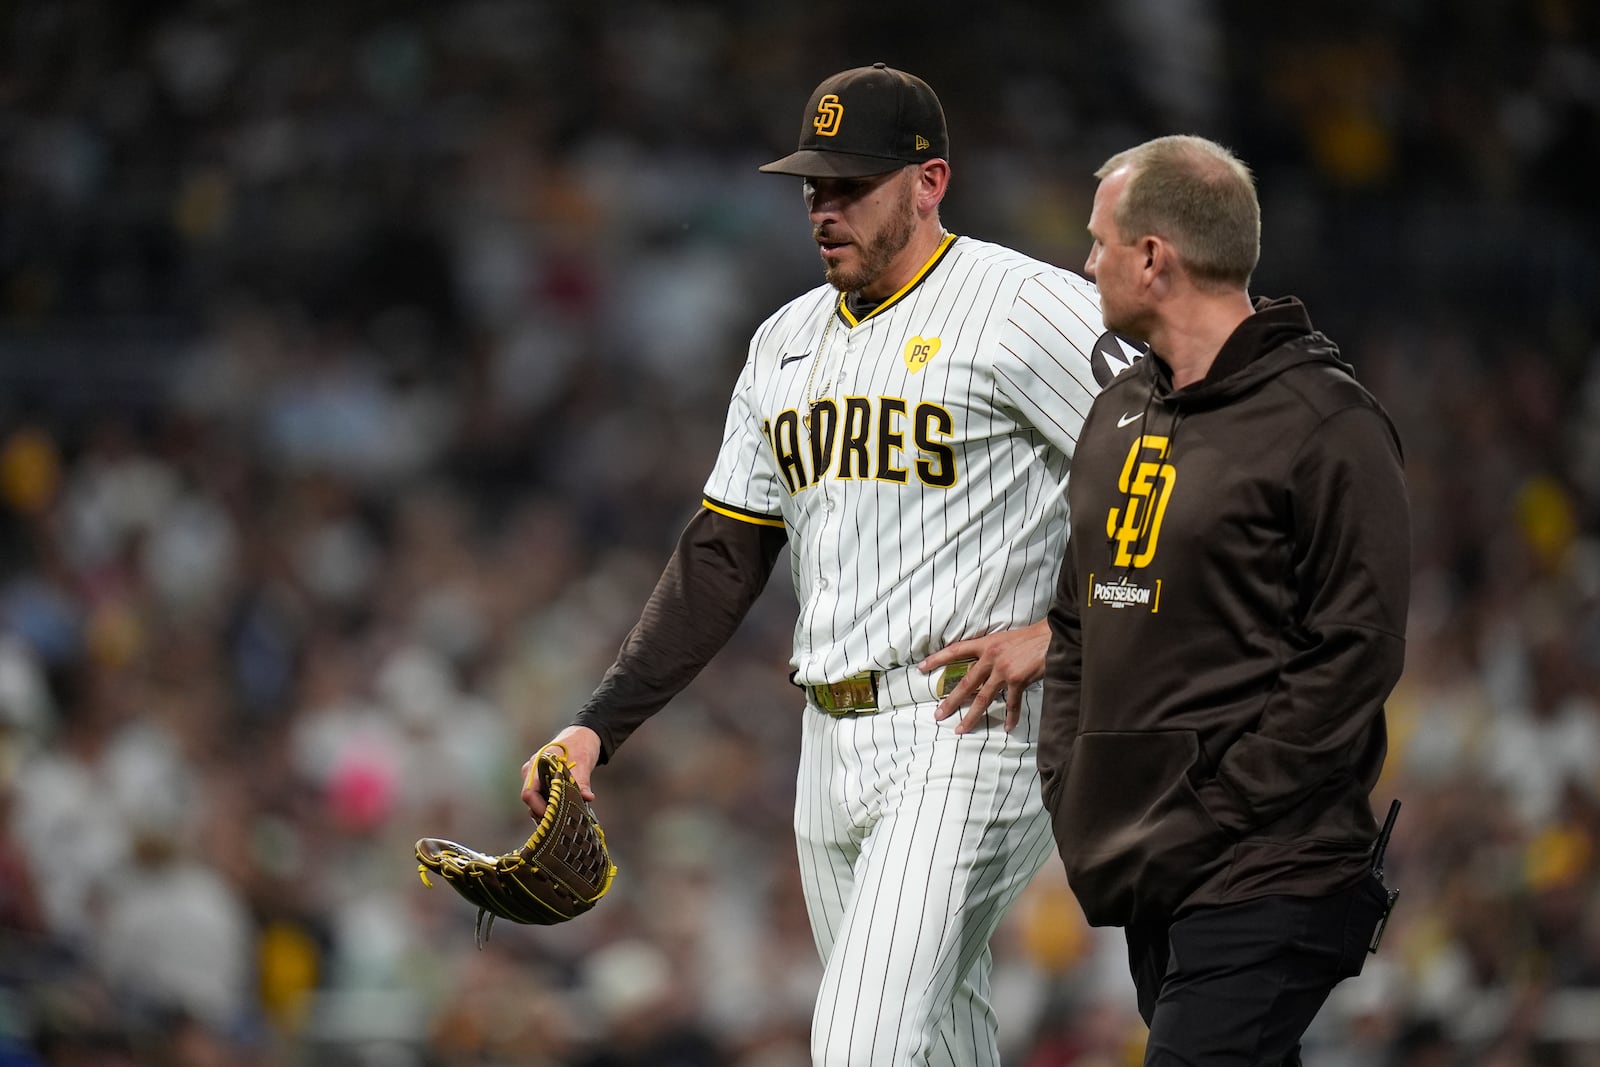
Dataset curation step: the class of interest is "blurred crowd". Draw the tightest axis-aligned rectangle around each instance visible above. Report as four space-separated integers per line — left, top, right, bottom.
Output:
1 1 1598 1065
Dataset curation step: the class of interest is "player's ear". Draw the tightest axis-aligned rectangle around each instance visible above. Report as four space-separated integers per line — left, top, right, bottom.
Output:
914 159 950 210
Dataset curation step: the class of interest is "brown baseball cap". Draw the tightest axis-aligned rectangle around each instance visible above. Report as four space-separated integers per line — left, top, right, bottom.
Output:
759 63 949 178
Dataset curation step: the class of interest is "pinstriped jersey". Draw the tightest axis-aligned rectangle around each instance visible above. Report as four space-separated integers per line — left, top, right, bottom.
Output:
703 233 1117 687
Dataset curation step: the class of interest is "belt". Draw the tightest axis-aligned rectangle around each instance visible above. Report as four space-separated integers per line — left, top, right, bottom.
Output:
802 658 976 716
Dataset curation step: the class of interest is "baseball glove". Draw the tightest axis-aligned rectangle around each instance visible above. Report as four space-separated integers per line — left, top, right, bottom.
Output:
415 744 617 946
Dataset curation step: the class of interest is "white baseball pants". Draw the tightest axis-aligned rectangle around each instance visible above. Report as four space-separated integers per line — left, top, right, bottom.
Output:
795 682 1054 1067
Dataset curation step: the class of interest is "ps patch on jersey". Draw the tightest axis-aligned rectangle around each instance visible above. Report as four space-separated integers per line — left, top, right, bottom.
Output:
903 336 942 374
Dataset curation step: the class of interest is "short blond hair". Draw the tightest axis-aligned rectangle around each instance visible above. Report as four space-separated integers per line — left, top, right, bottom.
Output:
1096 135 1260 289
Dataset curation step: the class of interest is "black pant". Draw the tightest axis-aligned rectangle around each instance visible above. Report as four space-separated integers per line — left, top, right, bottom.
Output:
1125 875 1390 1066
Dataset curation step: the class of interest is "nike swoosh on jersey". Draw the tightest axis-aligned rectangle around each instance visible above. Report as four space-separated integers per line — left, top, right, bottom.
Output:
1117 412 1142 428
780 351 812 368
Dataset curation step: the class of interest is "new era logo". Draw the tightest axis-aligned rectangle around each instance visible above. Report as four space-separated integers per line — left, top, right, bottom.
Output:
915 135 930 151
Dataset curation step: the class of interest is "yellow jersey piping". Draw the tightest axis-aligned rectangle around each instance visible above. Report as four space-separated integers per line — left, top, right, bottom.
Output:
838 232 959 328
702 498 786 528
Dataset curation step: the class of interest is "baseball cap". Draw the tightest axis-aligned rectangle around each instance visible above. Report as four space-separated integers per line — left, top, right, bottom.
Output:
760 63 949 178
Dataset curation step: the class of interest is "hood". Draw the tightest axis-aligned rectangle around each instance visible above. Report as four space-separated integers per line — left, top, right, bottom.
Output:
1143 297 1355 412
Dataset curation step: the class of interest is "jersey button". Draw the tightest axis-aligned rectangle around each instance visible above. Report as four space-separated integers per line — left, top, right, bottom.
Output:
818 577 829 589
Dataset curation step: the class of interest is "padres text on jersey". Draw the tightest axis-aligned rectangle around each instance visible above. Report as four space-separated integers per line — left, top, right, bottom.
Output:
702 234 1107 685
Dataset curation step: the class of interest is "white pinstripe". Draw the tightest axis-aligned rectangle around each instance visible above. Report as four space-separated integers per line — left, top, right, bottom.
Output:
797 689 1054 1066
702 235 1107 1066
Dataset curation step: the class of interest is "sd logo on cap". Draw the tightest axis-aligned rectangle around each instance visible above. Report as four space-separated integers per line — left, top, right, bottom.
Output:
760 63 949 179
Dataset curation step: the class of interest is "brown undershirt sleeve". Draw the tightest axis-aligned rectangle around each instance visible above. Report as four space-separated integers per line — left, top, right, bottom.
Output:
571 506 788 761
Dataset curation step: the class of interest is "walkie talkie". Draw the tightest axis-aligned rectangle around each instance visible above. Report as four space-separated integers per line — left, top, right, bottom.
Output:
1367 799 1402 953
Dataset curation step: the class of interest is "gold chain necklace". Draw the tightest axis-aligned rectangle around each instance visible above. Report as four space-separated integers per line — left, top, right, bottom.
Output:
804 300 843 411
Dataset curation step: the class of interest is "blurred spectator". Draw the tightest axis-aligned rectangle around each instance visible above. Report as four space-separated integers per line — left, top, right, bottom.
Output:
572 939 724 1067
96 826 255 1033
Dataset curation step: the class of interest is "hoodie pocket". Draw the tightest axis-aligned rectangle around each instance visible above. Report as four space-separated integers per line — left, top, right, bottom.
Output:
1052 730 1236 927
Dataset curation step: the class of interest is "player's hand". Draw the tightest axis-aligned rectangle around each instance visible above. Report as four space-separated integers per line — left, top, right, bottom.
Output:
521 725 601 818
921 620 1050 735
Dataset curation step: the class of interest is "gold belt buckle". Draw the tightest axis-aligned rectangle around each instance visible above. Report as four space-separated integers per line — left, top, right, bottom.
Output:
811 672 878 715
937 657 977 698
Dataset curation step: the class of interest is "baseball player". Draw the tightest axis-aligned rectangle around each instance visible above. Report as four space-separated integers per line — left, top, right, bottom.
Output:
524 64 1127 1066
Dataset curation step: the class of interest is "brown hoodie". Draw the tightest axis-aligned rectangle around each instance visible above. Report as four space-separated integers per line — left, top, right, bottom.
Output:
1039 298 1409 928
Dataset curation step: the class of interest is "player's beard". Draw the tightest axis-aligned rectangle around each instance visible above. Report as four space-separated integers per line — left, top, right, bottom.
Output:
821 180 917 295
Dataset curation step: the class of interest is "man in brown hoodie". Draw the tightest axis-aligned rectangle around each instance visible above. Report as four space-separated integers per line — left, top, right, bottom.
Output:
1039 135 1410 1064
